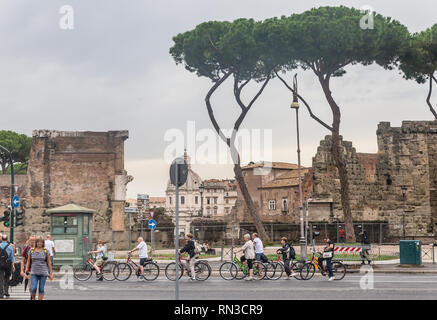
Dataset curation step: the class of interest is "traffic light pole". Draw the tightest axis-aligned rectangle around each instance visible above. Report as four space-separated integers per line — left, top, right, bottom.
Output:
0 145 14 243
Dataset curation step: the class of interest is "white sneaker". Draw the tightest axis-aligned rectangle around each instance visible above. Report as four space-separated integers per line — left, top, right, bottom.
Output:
290 273 297 277
245 277 254 281
328 276 335 281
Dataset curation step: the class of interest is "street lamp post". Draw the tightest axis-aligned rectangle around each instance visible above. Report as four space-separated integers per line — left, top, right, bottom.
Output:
290 75 307 262
199 183 204 217
401 186 407 240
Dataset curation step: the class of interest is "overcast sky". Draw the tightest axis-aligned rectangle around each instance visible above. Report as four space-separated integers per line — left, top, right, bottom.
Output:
0 0 436 198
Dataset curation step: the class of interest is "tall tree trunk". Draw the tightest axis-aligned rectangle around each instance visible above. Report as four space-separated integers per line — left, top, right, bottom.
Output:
204 72 270 241
319 75 356 242
233 163 270 240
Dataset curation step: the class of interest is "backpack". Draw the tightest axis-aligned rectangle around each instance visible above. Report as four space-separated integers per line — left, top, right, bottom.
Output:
288 245 296 260
194 241 202 255
9 262 23 287
0 243 11 269
102 246 109 260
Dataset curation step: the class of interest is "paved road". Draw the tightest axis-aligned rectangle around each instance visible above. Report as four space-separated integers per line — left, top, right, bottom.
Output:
7 273 437 300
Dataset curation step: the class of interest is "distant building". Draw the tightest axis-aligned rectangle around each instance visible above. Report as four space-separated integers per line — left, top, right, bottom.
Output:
202 179 237 217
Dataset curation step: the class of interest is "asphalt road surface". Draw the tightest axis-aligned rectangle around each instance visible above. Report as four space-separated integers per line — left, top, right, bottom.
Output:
7 274 437 300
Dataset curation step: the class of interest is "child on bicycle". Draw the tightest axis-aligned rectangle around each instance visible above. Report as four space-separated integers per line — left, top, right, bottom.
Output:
277 237 297 279
88 240 106 281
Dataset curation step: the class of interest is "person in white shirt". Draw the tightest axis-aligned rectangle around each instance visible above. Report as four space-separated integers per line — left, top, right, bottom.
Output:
44 235 56 268
128 237 148 281
236 234 255 281
252 233 265 262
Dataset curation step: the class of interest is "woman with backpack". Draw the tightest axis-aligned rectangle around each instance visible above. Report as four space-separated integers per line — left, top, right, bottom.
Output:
25 236 53 300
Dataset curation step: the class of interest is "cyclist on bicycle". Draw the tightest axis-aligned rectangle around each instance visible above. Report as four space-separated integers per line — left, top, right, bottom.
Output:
320 236 335 281
128 237 149 281
235 234 255 281
252 233 268 263
88 240 106 281
277 237 297 279
179 233 198 281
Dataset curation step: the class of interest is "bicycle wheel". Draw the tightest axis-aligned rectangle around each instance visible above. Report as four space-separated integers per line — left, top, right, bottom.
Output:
165 262 183 281
252 261 266 280
73 264 93 281
291 261 304 280
194 261 211 281
219 262 238 280
300 262 315 280
332 261 346 280
234 264 247 280
113 263 132 281
102 261 117 281
265 262 284 280
143 262 160 281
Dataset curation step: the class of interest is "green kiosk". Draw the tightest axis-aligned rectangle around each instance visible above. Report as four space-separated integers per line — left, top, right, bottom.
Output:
46 204 96 268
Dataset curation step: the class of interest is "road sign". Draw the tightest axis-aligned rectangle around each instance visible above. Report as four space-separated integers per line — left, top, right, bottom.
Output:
148 219 157 230
169 158 188 187
150 211 154 219
14 185 19 193
12 195 19 208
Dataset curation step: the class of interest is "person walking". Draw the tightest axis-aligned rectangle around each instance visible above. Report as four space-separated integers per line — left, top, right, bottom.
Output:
21 235 36 293
339 227 345 243
360 231 372 265
44 235 56 269
0 235 15 298
179 233 198 281
128 237 148 281
25 236 53 300
236 234 255 281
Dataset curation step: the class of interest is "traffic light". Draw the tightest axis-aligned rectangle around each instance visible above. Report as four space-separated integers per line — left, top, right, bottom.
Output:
1 209 11 227
15 208 24 227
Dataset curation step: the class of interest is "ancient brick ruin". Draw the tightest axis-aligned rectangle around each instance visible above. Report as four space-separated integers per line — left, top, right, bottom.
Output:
312 120 437 241
0 130 132 249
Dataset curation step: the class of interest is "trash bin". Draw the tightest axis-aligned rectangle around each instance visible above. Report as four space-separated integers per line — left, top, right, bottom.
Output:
400 240 421 265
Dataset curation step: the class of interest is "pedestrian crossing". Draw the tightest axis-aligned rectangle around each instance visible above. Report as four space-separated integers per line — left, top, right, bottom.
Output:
6 285 30 300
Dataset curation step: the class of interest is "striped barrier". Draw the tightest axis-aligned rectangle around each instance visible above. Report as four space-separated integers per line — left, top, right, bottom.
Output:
334 246 362 253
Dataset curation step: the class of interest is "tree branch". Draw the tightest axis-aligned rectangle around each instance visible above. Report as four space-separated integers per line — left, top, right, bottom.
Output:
427 74 437 119
205 72 233 146
275 71 333 132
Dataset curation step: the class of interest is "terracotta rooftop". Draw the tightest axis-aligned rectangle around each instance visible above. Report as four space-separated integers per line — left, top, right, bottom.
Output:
258 168 309 189
242 161 300 170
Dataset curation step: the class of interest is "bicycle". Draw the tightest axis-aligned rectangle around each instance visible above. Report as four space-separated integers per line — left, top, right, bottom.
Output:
300 251 346 281
73 254 117 281
113 253 160 281
219 254 266 280
264 251 304 280
165 255 211 281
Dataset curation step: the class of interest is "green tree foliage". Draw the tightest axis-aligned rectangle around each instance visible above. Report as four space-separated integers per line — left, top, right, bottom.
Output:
0 131 32 174
272 6 409 242
399 24 437 118
170 19 276 240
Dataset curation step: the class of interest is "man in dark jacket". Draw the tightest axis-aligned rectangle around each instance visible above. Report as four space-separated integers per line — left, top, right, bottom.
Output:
179 233 198 281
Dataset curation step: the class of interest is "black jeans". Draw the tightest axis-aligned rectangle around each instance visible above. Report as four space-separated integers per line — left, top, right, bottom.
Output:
0 266 11 296
283 259 291 276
